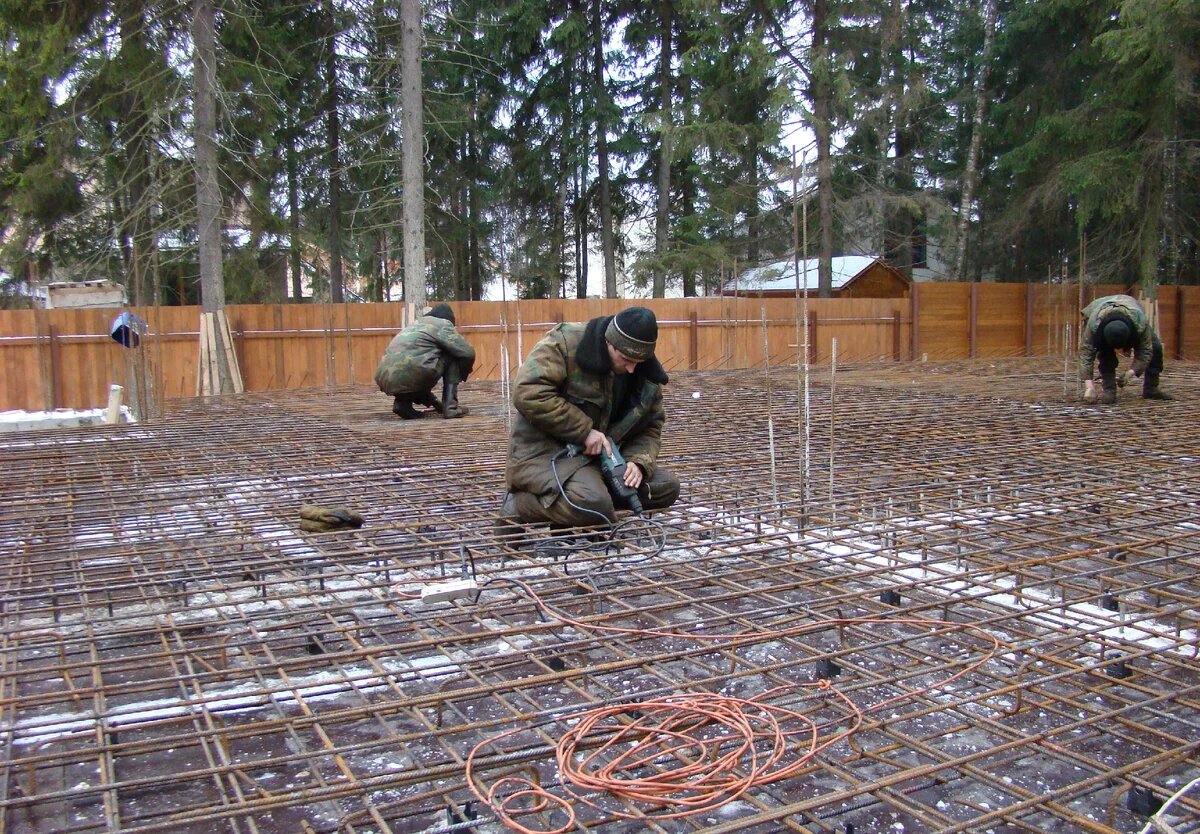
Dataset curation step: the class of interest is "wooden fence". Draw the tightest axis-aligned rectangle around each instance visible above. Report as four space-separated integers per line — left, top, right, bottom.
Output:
2 283 1198 412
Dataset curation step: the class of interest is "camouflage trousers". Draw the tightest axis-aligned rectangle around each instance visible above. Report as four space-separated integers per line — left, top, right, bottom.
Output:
376 354 469 398
508 463 680 527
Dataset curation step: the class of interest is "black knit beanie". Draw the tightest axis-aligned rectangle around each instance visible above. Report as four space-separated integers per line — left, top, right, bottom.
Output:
1100 316 1134 349
605 306 658 361
427 303 456 325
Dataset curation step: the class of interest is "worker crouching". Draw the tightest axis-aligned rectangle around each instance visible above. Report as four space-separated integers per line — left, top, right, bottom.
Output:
1078 294 1173 404
374 303 476 419
499 306 681 529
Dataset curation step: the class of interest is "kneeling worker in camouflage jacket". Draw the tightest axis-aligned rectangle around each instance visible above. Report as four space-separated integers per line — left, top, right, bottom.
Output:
374 303 476 419
1078 294 1173 405
499 306 681 528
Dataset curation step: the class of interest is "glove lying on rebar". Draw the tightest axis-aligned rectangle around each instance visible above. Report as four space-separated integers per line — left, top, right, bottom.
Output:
299 504 365 533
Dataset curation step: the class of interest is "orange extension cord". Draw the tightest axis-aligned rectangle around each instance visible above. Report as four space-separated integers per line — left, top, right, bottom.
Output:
464 576 1001 833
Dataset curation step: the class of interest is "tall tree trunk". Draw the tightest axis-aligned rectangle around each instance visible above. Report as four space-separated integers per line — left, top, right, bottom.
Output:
681 151 698 296
371 0 393 303
285 113 303 301
653 0 672 298
888 124 915 275
679 28 697 298
952 0 997 281
467 106 482 300
192 0 236 394
118 1 156 307
875 0 903 259
575 160 588 298
812 0 835 298
591 0 617 298
551 122 566 299
370 232 385 301
1138 157 1164 294
746 138 760 265
400 0 426 311
107 138 133 284
323 0 344 303
193 0 224 313
451 167 465 299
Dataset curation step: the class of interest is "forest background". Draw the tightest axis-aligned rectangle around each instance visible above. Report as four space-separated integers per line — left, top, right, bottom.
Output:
1 0 1196 311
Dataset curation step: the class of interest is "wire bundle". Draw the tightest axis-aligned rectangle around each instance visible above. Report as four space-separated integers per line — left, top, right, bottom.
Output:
477 775 577 834
466 577 999 832
467 683 859 832
556 687 848 813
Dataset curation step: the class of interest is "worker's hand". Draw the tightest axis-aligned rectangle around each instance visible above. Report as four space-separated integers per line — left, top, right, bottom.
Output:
583 429 610 457
1082 380 1097 404
623 462 644 490
1116 369 1130 388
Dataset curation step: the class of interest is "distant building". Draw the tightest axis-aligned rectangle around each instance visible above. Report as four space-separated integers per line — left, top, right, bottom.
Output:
721 255 912 298
32 280 128 309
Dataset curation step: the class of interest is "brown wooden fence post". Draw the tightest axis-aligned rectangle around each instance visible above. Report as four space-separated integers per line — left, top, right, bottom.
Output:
808 310 818 364
42 316 63 409
910 283 921 360
1024 282 1034 356
343 303 355 383
969 282 978 359
273 304 285 388
33 307 50 409
689 312 698 370
892 310 901 361
1177 286 1185 360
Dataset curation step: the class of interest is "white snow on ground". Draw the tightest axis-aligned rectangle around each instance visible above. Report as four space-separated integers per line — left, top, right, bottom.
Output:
678 504 1199 659
0 407 142 444
1 647 511 747
0 407 134 425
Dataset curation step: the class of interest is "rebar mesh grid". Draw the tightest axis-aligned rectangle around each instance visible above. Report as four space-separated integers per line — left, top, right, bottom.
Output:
2 357 1198 834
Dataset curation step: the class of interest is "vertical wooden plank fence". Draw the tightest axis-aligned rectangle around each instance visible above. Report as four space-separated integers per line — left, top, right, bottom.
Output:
2 284 1196 411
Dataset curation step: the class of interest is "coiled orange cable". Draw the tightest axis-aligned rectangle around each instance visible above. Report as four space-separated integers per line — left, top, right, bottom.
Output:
465 577 999 833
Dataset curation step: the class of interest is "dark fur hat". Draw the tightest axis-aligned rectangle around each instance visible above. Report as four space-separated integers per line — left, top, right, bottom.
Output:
427 303 456 325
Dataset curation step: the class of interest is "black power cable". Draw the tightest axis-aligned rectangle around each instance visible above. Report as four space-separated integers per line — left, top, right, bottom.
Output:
548 447 667 569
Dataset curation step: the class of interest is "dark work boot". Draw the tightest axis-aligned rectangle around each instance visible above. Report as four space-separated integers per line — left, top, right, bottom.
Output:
442 381 469 418
494 491 527 539
1100 373 1117 405
392 396 422 419
415 390 444 412
1143 374 1175 401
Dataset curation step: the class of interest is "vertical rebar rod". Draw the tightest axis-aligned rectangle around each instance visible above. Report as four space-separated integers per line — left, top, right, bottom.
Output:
830 336 837 522
762 307 779 519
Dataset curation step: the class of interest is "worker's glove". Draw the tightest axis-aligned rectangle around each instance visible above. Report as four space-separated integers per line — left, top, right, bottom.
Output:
1116 370 1130 388
299 504 365 533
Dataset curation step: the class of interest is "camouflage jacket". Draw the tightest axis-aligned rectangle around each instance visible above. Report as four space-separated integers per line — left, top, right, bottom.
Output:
506 319 668 505
374 315 475 396
1078 295 1153 381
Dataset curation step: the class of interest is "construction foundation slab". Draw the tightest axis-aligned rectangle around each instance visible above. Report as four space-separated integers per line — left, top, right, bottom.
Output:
1 358 1198 834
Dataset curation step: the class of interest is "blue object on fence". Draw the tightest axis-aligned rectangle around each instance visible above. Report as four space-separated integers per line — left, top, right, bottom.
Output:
110 311 147 348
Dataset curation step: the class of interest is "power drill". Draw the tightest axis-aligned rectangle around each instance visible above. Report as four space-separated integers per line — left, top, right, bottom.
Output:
565 437 643 514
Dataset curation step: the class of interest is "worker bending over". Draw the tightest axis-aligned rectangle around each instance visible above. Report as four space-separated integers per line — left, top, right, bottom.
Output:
1079 294 1172 404
375 303 475 419
499 306 680 528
